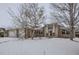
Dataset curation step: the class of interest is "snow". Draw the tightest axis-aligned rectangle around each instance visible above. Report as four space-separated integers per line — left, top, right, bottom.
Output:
0 37 79 55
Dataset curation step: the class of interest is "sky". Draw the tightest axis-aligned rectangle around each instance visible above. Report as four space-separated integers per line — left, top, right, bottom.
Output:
0 3 56 28
0 3 19 28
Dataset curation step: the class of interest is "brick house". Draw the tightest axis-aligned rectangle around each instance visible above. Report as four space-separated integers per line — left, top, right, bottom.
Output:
1 23 79 38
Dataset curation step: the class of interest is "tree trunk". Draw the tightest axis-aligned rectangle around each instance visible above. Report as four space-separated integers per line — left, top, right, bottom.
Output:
31 30 35 39
70 27 74 40
24 28 27 39
16 29 19 38
69 3 74 41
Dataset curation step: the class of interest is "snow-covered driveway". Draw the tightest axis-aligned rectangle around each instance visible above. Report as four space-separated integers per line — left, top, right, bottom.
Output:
0 37 79 55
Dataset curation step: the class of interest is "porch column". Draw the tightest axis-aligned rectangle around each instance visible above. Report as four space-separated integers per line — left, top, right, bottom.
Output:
6 30 9 37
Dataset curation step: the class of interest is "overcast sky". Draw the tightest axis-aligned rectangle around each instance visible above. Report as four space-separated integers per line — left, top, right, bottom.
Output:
0 3 55 28
0 3 19 28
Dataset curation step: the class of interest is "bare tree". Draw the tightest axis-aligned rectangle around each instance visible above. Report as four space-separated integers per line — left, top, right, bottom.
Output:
50 3 79 40
8 3 45 39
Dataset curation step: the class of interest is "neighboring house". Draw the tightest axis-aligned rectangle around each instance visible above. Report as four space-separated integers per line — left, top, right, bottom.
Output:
0 28 6 37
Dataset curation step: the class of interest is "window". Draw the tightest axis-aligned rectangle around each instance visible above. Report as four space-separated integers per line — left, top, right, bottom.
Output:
53 33 55 36
50 31 52 36
76 34 79 37
62 30 65 34
48 25 53 29
66 31 69 34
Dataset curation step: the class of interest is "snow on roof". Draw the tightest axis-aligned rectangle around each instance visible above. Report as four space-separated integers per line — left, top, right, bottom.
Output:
61 23 68 27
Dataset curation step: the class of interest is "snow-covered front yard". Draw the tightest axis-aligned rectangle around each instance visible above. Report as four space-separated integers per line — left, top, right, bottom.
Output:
0 37 79 55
